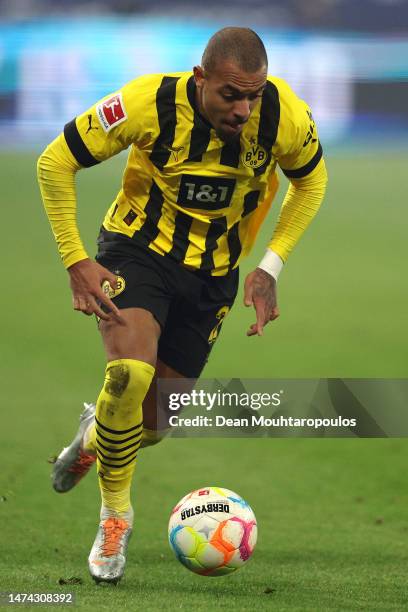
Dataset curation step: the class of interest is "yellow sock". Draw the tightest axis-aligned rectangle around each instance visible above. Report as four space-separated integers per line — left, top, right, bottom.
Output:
84 417 170 452
95 359 154 517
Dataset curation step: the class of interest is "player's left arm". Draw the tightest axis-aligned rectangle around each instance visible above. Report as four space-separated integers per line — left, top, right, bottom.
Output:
244 98 328 336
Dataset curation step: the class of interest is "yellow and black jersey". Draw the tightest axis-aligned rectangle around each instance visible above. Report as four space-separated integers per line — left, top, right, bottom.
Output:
63 72 322 276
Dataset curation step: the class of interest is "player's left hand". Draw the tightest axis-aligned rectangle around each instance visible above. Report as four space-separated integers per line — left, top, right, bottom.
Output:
243 268 279 336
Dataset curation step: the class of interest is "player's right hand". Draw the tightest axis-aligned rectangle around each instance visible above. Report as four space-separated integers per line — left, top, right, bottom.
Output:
67 258 124 323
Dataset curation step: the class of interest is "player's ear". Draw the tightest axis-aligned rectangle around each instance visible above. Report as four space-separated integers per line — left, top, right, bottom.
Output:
193 65 205 87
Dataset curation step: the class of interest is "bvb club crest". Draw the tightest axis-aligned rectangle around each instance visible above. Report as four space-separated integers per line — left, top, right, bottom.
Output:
242 142 268 169
102 276 126 299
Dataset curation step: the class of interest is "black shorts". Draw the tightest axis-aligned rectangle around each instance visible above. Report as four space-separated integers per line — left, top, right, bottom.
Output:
95 228 239 378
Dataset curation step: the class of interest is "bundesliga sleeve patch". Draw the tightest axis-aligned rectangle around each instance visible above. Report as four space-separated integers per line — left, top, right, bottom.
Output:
96 93 127 132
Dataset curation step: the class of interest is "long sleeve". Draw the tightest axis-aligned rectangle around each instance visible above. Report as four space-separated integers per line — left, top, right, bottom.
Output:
37 133 88 269
269 158 328 262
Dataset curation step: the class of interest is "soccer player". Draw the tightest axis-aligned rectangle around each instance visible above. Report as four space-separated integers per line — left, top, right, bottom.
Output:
37 27 327 583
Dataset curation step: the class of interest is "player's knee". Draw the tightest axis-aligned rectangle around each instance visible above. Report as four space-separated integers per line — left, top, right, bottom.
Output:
100 309 160 366
103 358 155 406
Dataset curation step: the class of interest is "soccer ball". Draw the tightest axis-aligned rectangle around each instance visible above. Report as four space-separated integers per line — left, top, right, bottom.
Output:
168 486 257 576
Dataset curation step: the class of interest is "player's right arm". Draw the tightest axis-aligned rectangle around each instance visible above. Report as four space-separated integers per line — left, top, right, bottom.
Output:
37 133 120 321
37 77 155 320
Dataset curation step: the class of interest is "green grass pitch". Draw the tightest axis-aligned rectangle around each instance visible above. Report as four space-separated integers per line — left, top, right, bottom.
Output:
0 152 407 610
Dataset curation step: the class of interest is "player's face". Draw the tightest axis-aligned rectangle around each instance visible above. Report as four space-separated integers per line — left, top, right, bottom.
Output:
194 60 267 142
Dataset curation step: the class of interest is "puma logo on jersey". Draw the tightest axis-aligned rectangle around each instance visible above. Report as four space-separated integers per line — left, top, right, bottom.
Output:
86 114 99 134
303 110 317 147
164 144 185 162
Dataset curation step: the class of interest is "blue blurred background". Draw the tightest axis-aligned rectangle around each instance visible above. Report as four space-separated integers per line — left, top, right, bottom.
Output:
0 0 407 150
1 0 407 379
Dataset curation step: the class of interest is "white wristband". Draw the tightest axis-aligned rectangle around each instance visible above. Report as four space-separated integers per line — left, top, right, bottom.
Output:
257 249 284 281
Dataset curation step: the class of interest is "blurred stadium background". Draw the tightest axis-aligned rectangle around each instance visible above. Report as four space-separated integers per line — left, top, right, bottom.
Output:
1 0 407 377
1 0 408 148
1 3 408 610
